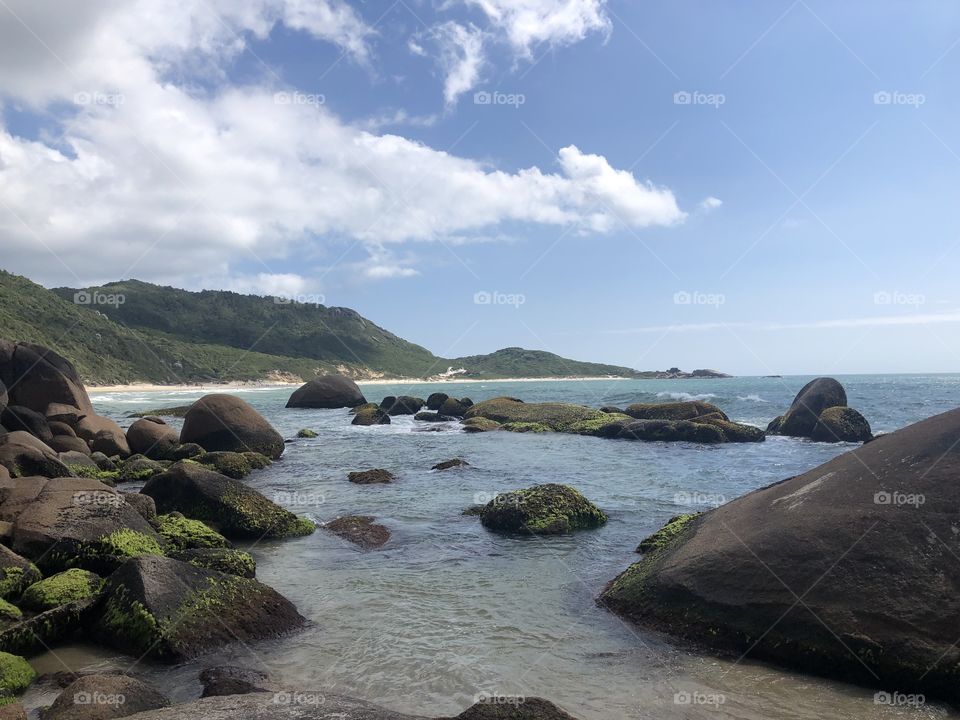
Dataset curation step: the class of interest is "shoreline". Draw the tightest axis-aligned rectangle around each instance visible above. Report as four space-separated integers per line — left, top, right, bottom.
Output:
87 376 634 393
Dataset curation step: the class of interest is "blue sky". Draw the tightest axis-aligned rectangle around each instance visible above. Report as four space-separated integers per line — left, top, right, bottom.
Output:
1 1 959 374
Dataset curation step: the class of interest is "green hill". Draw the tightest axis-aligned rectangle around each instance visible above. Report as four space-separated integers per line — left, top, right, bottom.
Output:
0 269 655 384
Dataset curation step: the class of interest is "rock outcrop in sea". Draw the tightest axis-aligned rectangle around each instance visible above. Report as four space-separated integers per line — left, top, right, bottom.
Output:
600 406 960 699
286 375 367 409
767 377 872 442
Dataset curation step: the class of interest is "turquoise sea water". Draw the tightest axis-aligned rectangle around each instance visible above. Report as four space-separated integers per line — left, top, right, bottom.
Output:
30 375 960 719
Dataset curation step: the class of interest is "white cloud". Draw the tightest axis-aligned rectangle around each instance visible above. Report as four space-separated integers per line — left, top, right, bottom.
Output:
466 0 611 58
431 22 487 108
0 0 686 289
699 196 722 211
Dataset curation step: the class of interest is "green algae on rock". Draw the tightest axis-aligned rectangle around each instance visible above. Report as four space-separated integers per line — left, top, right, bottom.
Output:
479 484 607 535
194 452 252 479
172 548 256 578
155 514 229 552
461 417 501 433
635 514 701 554
0 548 40 600
0 600 21 624
464 397 604 432
91 556 304 662
0 598 97 657
20 568 103 612
295 428 318 438
0 651 34 701
810 406 873 443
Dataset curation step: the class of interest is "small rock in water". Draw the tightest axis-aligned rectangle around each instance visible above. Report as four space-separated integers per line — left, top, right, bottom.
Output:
432 458 469 471
348 469 394 484
325 515 390 549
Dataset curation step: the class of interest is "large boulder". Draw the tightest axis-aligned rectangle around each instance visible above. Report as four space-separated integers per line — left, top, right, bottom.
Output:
0 597 97 656
0 342 92 415
383 396 425 416
0 546 41 599
0 432 71 478
180 395 283 459
437 397 471 418
285 376 366 409
774 377 848 437
425 392 449 410
50 436 92 456
9 477 163 574
810 406 873 443
478 484 607 535
141 463 314 539
623 401 727 421
75 415 130 459
0 406 52 442
464 398 603 432
351 406 390 426
20 568 103 611
45 674 170 720
90 556 305 662
600 406 960 700
126 418 179 460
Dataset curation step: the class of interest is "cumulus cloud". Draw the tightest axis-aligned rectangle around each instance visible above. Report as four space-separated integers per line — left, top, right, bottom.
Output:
466 0 611 58
0 0 684 289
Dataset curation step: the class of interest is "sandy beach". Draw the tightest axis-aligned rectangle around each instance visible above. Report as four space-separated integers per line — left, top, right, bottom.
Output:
87 376 632 393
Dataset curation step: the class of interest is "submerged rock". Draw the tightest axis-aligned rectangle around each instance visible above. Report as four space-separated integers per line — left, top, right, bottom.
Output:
347 469 394 485
351 406 390 426
464 398 602 432
180 394 285 459
461 418 501 433
623 400 725 421
91 556 305 662
199 665 278 697
431 459 468 471
600 406 960 700
286 375 366 409
478 484 606 535
325 516 390 549
295 428 318 439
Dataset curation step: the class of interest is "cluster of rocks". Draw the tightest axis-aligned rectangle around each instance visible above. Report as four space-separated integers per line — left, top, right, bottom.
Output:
600 406 959 701
653 367 731 379
767 377 873 442
0 339 319 707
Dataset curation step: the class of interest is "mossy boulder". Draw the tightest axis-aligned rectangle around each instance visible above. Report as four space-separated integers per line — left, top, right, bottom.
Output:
141 463 314 540
774 377 848 438
501 422 553 433
624 401 727 422
45 674 170 719
0 598 97 657
0 600 21 624
347 469 394 485
694 416 766 443
117 456 165 483
171 443 204 461
325 516 390 549
295 428 318 439
600 407 960 702
464 398 604 432
0 652 34 701
180 394 285 459
0 547 40 600
194 452 251 479
8 478 164 574
241 452 271 470
478 484 607 535
286 375 366 409
351 406 390 426
810 406 873 443
461 417 501 433
20 569 103 612
90 556 305 662
635 514 701 553
155 514 229 552
618 419 726 444
172 548 256 578
567 413 633 437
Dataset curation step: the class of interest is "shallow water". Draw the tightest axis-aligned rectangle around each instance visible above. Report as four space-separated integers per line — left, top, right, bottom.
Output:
31 375 960 719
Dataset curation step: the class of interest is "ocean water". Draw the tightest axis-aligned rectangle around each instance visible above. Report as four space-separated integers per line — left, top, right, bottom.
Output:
30 375 960 719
